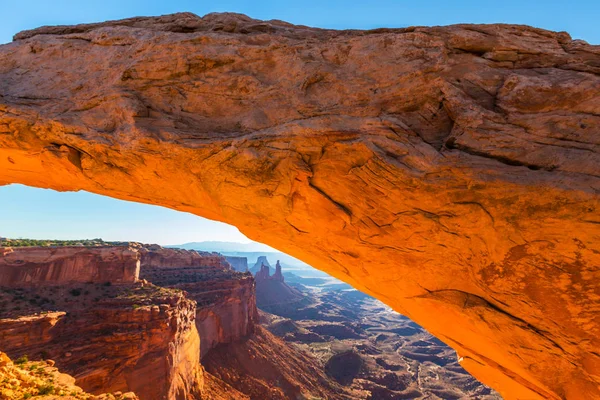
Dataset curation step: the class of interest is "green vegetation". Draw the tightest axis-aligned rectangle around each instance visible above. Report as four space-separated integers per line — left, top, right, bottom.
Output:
37 384 55 395
0 238 126 248
15 355 28 365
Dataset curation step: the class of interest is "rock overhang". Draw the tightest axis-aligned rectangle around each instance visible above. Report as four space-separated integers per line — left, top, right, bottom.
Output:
0 12 599 400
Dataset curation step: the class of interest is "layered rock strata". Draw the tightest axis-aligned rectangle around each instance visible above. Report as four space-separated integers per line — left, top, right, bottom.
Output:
0 12 599 399
139 246 258 357
0 246 204 400
0 246 139 286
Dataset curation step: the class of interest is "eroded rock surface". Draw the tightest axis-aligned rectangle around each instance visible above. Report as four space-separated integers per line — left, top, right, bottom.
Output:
0 246 204 400
0 246 139 286
0 12 599 399
138 246 258 357
0 351 139 400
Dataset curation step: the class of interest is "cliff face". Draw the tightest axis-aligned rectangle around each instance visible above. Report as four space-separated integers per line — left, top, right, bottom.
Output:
139 246 258 357
138 245 230 269
0 246 140 286
224 256 248 272
0 247 204 400
0 12 599 399
0 351 139 400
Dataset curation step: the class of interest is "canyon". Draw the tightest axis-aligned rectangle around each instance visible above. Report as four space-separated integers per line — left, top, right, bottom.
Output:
0 245 205 400
0 11 599 399
137 246 258 357
0 243 353 400
254 257 500 399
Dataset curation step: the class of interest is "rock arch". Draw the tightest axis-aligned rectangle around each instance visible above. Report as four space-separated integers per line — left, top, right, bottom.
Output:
1 13 599 399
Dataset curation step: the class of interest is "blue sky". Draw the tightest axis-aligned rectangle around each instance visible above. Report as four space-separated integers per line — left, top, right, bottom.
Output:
1 1 598 244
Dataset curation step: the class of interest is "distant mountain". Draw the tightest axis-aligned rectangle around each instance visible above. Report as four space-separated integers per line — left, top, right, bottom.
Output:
168 241 276 253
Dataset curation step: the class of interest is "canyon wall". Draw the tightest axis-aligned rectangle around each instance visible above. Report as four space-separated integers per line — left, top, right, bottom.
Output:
139 247 258 357
0 246 139 286
224 256 248 272
0 12 599 399
138 245 230 269
0 246 204 400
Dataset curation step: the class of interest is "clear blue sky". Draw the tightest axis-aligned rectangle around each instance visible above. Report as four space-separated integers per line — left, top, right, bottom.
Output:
1 1 598 244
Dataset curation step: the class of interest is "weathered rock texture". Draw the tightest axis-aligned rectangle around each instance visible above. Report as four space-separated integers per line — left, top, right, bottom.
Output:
0 351 139 400
0 246 204 400
0 286 204 400
139 246 258 357
0 12 599 399
0 246 140 286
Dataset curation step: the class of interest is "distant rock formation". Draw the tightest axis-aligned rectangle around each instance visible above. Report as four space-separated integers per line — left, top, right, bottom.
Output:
137 244 230 269
0 246 140 287
254 259 303 310
250 256 271 275
138 246 258 358
272 260 284 282
225 256 248 272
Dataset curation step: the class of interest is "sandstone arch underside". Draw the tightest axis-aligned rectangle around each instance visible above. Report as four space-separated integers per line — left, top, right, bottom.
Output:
0 13 599 399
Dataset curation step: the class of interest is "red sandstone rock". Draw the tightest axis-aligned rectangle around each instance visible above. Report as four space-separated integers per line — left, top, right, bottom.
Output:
137 245 232 270
0 286 203 400
0 351 140 400
0 12 599 399
0 246 140 286
138 245 258 357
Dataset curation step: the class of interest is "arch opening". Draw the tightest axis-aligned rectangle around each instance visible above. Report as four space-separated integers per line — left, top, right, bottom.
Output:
0 184 500 399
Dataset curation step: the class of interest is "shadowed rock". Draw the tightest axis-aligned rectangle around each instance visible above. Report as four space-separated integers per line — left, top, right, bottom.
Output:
0 12 599 399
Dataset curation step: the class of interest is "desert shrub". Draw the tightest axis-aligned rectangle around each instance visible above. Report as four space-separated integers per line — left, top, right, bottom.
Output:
37 384 55 395
70 289 81 297
15 355 28 365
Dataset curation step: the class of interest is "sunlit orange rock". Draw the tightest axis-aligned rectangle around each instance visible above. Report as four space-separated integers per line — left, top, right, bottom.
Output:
138 245 258 357
0 12 599 399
